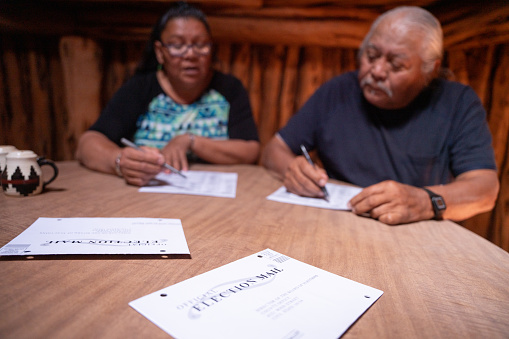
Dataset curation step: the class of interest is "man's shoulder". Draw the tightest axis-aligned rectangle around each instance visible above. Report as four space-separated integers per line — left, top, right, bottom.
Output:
422 77 486 124
312 70 361 101
433 77 477 97
327 70 359 85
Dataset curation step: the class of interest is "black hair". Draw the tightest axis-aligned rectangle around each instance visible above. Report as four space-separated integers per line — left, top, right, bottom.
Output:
135 1 211 74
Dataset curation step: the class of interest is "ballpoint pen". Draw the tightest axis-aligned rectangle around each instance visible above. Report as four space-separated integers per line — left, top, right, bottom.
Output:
120 138 187 178
300 144 330 202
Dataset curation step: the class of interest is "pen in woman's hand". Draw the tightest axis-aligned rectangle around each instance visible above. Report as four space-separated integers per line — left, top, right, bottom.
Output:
120 138 187 178
300 144 330 202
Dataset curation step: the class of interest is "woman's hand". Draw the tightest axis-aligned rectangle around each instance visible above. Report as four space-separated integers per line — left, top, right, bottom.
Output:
160 134 193 171
118 146 166 186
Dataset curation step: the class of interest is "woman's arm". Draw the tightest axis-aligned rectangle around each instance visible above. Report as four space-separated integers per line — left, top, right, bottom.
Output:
76 131 121 175
76 130 166 186
192 137 260 165
160 133 260 171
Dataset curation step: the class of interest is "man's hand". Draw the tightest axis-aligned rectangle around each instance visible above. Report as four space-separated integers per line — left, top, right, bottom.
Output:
348 180 433 225
119 146 165 186
283 156 329 199
160 134 193 171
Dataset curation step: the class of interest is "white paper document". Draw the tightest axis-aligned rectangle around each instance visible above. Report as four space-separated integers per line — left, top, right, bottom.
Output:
129 248 383 339
139 170 237 198
0 218 190 257
267 183 362 210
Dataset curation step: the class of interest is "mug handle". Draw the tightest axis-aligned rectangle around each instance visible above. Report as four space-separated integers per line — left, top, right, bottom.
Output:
37 156 59 188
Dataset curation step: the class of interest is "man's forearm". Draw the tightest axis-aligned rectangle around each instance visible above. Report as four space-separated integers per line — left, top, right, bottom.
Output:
427 169 499 221
261 135 296 180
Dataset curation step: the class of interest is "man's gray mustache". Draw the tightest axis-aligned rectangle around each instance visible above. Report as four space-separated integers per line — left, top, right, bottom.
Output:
360 77 393 98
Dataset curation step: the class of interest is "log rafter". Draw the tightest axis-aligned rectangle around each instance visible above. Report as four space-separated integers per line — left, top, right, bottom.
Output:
1 1 508 50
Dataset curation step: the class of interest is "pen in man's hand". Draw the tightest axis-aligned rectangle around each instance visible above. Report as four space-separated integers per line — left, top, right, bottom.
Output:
300 144 330 202
120 138 187 178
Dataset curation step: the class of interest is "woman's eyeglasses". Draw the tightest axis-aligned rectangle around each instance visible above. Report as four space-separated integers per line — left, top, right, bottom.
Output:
161 43 212 57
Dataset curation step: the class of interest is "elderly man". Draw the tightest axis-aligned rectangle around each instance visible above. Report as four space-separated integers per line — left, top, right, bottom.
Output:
262 6 499 225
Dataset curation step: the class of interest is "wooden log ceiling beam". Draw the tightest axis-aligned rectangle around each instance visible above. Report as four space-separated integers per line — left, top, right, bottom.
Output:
262 0 438 7
45 0 263 8
441 5 509 50
209 17 370 48
0 2 508 49
206 7 381 21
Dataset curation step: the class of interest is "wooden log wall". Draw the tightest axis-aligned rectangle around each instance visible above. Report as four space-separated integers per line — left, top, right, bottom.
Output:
1 0 508 251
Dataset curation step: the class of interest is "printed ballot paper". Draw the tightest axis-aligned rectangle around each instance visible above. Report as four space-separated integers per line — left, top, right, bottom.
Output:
139 171 237 198
0 218 190 258
129 249 383 339
267 183 362 210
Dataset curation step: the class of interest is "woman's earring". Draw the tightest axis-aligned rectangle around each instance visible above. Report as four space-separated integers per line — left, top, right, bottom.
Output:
157 63 163 71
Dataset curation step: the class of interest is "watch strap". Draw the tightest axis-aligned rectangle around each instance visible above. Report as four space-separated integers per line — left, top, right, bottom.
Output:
422 187 446 220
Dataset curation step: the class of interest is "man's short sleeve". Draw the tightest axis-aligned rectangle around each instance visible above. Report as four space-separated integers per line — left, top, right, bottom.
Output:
448 85 497 175
278 79 337 154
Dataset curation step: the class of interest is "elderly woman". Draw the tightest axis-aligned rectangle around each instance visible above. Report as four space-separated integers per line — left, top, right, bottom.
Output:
76 2 260 186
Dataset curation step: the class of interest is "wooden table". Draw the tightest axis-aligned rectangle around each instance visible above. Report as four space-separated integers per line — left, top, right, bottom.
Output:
1 161 508 338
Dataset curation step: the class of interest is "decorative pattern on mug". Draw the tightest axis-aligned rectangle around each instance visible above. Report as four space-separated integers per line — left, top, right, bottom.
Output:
1 165 40 196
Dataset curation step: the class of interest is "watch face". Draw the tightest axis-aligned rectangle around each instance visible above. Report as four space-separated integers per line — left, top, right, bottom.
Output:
432 197 446 210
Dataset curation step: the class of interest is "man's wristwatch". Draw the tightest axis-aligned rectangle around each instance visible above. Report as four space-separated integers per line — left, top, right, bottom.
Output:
422 188 446 220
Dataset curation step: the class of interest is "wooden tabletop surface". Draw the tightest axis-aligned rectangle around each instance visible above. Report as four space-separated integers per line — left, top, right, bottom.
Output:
1 161 508 338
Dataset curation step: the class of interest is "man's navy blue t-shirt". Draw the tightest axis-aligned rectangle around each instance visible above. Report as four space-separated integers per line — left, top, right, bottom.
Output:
279 71 496 188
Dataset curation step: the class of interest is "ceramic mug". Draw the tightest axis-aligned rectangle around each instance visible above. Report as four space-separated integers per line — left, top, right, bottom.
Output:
1 150 59 197
0 145 18 176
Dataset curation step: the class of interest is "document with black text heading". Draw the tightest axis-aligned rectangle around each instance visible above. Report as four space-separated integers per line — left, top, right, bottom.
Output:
0 217 190 257
129 248 383 339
